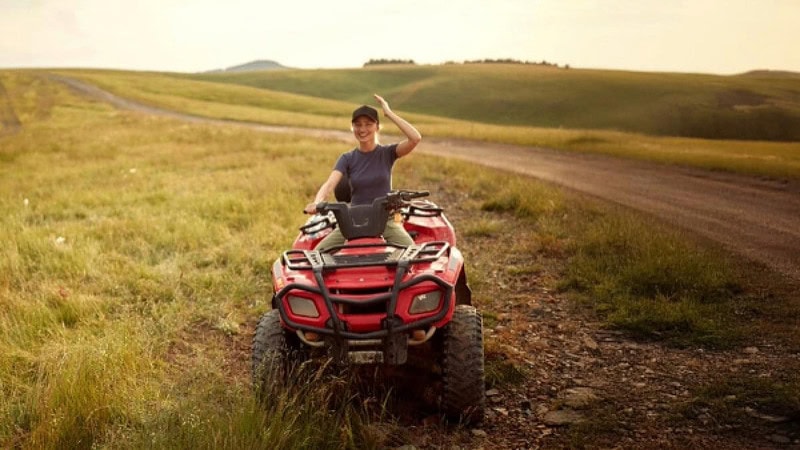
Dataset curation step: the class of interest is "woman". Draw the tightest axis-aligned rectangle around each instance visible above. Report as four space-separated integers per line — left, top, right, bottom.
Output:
305 94 422 251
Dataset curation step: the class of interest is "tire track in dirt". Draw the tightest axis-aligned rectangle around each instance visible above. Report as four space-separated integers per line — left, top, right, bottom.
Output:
49 73 800 281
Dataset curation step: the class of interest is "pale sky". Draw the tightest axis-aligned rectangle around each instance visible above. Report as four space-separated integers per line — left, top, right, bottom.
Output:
1 0 798 75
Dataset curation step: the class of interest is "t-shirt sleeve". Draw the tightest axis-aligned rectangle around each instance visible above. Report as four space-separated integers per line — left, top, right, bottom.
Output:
333 152 349 174
386 143 399 165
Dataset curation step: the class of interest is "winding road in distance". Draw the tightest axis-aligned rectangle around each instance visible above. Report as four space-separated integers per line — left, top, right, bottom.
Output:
52 74 800 282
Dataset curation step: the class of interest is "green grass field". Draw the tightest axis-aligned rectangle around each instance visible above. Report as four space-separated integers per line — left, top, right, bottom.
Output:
2 69 799 448
54 67 800 181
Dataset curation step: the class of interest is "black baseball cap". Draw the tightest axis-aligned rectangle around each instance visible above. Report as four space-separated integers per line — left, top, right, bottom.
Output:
351 105 379 124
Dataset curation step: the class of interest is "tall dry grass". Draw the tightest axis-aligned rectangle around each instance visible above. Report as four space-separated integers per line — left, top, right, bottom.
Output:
1 71 379 448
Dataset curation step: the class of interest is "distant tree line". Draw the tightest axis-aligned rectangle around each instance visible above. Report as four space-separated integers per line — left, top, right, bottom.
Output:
363 58 569 69
363 59 416 67
446 58 568 68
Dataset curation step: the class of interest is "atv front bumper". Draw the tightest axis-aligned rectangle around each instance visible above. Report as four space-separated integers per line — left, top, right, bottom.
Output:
273 242 456 364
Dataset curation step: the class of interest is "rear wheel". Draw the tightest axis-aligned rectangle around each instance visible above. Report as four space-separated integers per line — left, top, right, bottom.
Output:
251 309 306 390
441 304 485 424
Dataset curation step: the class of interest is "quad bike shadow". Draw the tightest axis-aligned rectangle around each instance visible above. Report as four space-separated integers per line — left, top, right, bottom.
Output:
252 188 485 424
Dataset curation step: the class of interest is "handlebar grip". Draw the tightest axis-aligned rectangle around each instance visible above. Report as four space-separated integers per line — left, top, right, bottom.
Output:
304 201 329 214
400 190 430 200
299 216 333 232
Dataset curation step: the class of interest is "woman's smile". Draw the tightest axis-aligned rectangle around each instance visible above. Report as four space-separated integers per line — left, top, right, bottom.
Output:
352 119 378 144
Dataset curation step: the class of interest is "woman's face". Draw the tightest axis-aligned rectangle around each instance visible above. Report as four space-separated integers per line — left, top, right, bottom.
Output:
352 117 378 144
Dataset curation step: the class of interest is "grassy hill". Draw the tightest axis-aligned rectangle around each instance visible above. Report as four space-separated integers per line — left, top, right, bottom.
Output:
52 68 800 180
186 64 800 142
738 70 800 79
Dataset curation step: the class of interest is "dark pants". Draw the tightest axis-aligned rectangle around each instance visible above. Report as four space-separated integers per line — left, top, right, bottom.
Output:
316 220 414 251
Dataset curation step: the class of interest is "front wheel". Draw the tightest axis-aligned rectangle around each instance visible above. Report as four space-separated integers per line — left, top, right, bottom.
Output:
251 309 305 391
441 304 485 424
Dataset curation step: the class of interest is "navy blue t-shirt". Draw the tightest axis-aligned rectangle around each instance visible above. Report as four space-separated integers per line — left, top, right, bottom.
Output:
334 143 398 205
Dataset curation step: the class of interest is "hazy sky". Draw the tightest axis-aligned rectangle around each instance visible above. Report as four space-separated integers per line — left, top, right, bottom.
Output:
2 0 798 74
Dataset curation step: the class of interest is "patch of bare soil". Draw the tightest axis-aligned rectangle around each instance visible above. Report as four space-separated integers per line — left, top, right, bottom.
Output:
166 319 254 385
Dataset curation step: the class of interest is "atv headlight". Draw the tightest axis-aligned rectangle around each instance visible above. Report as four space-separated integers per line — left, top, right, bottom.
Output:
287 295 320 318
409 291 442 315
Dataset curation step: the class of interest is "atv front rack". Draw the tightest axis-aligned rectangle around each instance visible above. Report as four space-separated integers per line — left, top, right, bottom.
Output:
282 241 449 271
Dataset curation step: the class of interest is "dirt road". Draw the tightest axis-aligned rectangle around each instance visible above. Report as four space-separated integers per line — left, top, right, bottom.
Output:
425 140 800 282
52 74 800 281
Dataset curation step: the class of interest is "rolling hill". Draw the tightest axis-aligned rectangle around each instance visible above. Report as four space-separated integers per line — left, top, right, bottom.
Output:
185 64 800 142
204 59 289 74
738 69 800 79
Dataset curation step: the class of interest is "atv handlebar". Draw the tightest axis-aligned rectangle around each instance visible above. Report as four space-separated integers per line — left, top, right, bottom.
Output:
299 214 335 234
310 190 429 215
397 190 429 200
308 190 431 240
385 190 429 210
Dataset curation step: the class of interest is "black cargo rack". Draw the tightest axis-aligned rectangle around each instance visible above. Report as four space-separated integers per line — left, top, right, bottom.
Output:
282 241 449 271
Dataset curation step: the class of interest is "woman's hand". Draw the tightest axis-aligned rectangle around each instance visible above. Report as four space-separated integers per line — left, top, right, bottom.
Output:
374 94 392 116
374 94 421 158
304 202 318 215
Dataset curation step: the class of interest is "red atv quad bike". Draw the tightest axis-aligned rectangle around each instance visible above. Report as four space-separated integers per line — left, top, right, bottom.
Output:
252 189 485 423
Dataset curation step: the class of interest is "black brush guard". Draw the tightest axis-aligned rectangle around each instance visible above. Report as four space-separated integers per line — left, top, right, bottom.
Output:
274 241 453 342
275 241 453 364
